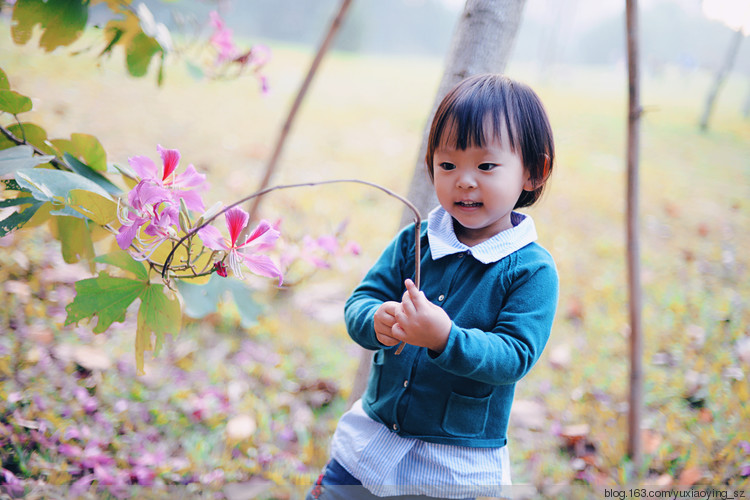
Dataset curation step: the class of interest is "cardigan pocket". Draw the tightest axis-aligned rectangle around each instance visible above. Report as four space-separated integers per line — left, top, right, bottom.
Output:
368 349 386 402
441 391 491 437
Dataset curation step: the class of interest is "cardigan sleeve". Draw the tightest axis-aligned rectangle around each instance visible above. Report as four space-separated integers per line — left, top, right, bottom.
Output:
344 223 418 351
428 249 559 385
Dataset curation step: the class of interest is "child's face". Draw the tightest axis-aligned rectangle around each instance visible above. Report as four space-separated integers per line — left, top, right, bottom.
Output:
432 123 533 246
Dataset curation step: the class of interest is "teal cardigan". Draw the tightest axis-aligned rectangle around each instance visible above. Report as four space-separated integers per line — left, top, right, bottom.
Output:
345 221 558 448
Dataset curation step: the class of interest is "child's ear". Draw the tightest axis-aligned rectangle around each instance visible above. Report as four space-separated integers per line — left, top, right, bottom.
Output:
523 154 550 191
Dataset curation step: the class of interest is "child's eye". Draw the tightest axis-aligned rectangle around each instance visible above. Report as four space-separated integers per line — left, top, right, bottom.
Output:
478 163 498 171
438 162 456 171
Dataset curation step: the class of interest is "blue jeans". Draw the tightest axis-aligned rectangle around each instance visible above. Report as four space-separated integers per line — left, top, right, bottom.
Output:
304 459 474 500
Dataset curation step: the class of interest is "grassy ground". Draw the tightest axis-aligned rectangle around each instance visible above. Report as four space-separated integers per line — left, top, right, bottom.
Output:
1 22 749 498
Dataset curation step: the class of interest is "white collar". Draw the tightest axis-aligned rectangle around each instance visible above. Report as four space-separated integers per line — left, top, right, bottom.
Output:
426 206 538 264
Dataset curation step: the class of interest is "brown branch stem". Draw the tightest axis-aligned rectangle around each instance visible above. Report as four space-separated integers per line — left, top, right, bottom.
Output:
0 122 64 170
162 178 422 304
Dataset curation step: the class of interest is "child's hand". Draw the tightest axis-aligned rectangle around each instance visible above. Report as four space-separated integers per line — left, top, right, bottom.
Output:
374 301 402 347
392 279 452 353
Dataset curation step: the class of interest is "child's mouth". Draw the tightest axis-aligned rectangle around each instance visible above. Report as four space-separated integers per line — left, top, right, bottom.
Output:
456 201 482 208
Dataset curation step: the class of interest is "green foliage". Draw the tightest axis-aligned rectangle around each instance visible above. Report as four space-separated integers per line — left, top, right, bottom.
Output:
11 0 88 52
0 88 32 114
136 284 181 372
64 272 147 334
56 133 108 172
56 215 95 265
64 153 121 195
126 32 164 78
0 145 54 175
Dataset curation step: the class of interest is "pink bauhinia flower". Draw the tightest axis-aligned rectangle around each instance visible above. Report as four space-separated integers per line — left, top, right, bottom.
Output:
198 206 282 284
116 180 179 259
128 145 207 212
209 11 237 63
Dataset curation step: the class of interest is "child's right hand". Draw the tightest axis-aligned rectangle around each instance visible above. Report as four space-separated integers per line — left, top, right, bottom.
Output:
374 301 401 347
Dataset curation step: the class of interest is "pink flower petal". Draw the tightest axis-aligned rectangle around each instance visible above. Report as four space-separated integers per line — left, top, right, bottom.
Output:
239 253 283 285
240 219 279 252
157 145 180 181
175 189 205 212
197 225 229 252
171 164 207 190
128 155 159 181
224 207 249 247
129 181 171 210
209 10 225 30
116 220 143 250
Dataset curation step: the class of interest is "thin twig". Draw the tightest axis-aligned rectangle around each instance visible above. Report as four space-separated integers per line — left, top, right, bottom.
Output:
0 123 64 170
162 180 421 312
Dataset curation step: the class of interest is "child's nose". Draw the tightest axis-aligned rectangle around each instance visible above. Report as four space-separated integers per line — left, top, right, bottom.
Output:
457 173 477 189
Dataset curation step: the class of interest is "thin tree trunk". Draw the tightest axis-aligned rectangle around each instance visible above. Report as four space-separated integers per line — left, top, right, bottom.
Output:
348 0 529 408
246 0 353 222
699 29 744 131
625 0 643 473
743 76 750 118
398 0 528 229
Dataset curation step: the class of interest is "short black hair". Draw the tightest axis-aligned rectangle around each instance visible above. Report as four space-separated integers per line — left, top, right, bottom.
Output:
425 74 554 208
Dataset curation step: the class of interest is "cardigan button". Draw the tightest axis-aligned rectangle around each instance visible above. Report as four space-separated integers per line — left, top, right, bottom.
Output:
458 253 464 259
403 380 409 388
438 294 445 302
392 423 399 432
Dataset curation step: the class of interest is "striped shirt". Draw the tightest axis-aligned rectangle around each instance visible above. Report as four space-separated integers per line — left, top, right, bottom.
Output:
330 206 536 498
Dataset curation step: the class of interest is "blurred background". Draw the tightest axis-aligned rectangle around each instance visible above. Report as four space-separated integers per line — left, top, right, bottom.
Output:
1 0 748 497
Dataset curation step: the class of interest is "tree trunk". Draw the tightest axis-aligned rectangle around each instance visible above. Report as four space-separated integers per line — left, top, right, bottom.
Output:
743 76 750 119
625 0 643 473
699 28 744 132
348 0 529 408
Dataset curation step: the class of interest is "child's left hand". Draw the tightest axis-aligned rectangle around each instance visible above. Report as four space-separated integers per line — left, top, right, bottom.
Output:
392 279 452 354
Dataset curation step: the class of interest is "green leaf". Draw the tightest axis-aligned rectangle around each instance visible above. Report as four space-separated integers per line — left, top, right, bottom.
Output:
57 216 95 264
0 199 44 237
0 67 10 90
126 32 162 78
65 272 147 334
71 133 107 172
230 284 264 329
11 0 89 52
136 284 181 374
64 153 120 195
177 276 264 328
0 123 52 155
67 189 118 225
0 145 55 176
15 168 112 204
1 179 23 191
0 89 32 114
0 195 35 208
177 275 227 319
94 251 149 281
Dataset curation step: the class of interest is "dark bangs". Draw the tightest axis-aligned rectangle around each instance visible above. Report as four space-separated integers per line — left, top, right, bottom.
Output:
429 77 519 159
425 74 555 208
